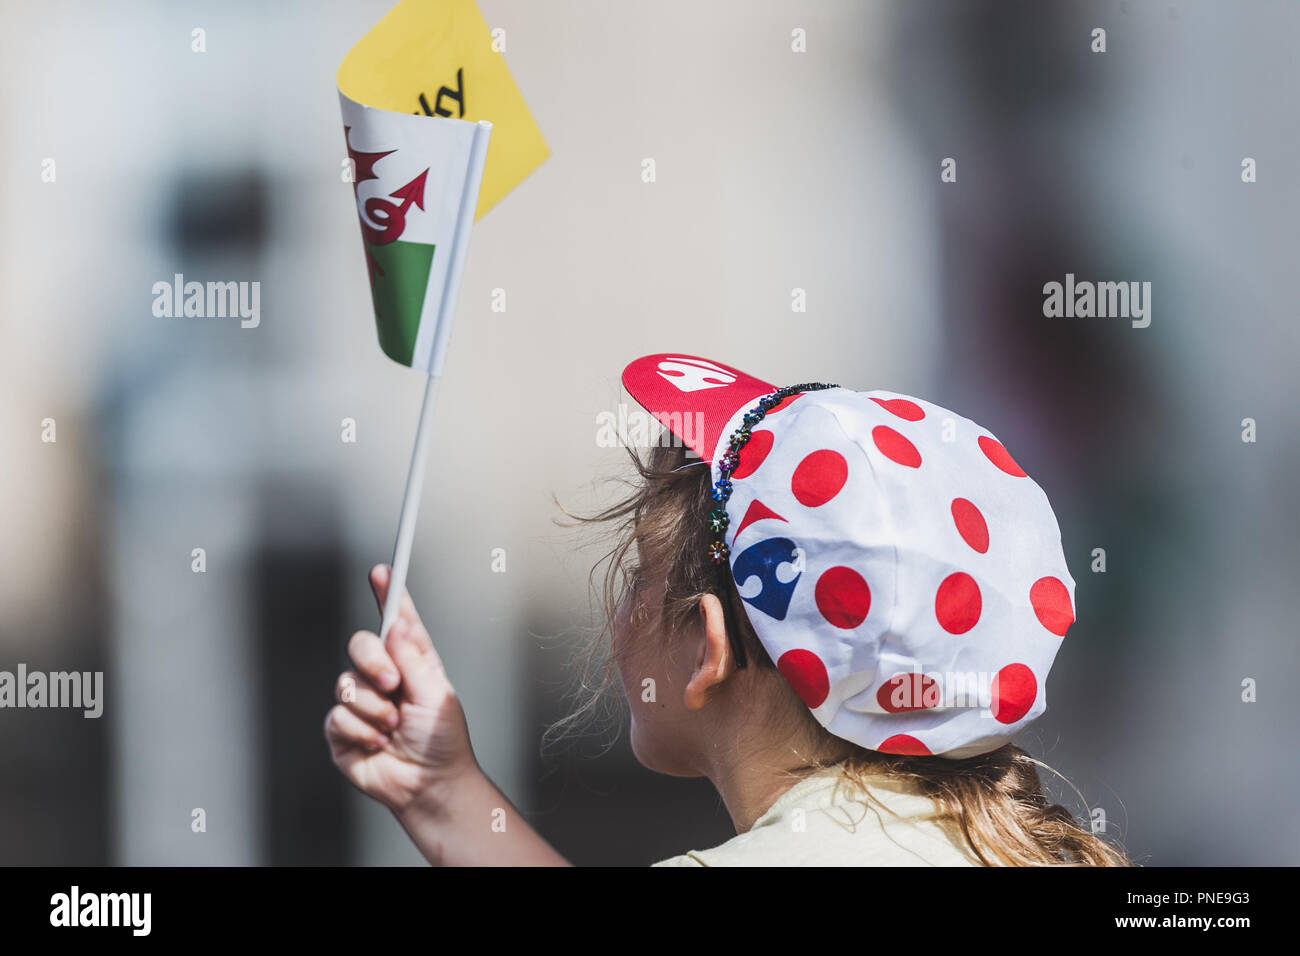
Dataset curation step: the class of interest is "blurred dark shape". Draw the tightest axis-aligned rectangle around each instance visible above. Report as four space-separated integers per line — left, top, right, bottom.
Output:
0 449 111 865
254 480 351 865
167 169 269 255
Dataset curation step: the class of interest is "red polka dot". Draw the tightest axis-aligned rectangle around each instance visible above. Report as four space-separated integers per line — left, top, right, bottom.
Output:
951 498 989 554
872 426 922 468
978 435 1027 477
1030 576 1074 636
935 572 982 634
815 566 871 629
877 734 931 756
991 663 1037 724
777 649 830 708
791 449 848 507
731 429 773 479
877 673 940 713
870 397 925 421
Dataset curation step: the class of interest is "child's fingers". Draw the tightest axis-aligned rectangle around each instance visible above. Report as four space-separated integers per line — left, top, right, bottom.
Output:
384 616 446 709
335 670 400 731
369 565 440 657
324 704 389 752
346 629 400 693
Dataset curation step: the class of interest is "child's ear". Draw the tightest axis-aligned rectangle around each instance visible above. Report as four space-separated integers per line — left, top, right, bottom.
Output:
684 593 735 710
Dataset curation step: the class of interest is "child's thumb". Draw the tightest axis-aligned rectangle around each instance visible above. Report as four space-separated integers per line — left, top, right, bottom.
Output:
385 618 445 707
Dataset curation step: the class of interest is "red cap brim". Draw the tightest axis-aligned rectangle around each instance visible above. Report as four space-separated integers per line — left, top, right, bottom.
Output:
621 354 776 463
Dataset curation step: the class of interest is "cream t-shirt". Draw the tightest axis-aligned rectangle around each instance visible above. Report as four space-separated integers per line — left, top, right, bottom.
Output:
653 764 984 867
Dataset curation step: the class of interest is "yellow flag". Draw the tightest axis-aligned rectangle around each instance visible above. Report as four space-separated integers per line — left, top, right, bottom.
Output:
338 0 549 220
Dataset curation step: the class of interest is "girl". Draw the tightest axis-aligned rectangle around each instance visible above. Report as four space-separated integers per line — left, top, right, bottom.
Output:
324 353 1129 866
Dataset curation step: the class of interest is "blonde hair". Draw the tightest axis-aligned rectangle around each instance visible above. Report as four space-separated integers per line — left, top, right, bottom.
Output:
552 440 1129 866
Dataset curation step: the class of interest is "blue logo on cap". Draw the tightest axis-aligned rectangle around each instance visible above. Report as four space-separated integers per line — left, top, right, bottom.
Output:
733 537 802 621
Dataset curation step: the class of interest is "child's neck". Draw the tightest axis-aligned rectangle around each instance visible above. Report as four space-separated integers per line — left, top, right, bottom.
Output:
704 740 855 833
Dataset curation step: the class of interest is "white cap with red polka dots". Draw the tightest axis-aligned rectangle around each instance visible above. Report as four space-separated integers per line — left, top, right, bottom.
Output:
622 354 1077 759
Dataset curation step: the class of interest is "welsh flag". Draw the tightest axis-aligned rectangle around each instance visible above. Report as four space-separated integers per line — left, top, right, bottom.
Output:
338 0 549 372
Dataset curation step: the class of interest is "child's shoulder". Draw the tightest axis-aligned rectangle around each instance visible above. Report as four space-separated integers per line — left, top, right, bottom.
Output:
652 764 984 867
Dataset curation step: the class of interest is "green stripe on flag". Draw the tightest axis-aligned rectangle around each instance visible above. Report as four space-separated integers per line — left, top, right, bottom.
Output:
365 239 436 367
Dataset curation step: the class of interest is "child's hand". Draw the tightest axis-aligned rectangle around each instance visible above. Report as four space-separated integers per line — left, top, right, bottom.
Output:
325 565 476 815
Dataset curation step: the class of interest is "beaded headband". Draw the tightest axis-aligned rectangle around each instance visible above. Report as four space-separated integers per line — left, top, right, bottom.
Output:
707 382 840 564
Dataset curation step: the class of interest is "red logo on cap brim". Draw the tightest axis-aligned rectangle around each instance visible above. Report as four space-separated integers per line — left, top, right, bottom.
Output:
621 354 775 463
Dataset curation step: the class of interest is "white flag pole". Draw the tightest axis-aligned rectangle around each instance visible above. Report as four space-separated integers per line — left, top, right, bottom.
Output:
380 371 441 639
379 119 492 640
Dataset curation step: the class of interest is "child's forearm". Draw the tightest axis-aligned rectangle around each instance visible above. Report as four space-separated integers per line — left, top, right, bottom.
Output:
395 766 572 866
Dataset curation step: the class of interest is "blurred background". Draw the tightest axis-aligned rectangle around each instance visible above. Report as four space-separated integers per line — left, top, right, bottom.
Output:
1 0 1296 865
